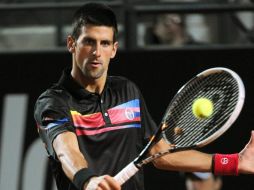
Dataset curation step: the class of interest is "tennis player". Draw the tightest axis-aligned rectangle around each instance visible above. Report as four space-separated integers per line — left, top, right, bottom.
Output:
34 2 254 190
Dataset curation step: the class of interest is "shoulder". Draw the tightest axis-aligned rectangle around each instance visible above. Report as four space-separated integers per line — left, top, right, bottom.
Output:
34 85 69 110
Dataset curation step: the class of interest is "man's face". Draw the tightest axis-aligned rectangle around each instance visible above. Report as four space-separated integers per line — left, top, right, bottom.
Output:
70 25 118 81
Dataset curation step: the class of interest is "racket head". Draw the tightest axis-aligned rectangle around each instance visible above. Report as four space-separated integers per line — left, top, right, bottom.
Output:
161 67 245 149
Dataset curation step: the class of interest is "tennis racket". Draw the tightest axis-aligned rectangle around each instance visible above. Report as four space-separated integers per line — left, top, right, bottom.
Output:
114 67 245 185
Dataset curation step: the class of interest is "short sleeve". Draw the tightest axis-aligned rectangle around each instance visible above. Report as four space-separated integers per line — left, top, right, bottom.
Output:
34 91 74 158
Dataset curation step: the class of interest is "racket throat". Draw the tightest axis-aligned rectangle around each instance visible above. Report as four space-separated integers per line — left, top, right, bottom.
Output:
135 145 197 168
135 149 173 168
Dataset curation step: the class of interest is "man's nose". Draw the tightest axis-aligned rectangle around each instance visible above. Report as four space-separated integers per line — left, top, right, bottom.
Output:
92 44 101 57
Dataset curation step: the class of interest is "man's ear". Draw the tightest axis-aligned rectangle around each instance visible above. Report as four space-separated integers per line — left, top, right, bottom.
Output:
111 41 119 58
67 35 75 53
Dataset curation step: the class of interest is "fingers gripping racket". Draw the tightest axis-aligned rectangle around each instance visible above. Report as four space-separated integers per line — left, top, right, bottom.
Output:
114 67 245 185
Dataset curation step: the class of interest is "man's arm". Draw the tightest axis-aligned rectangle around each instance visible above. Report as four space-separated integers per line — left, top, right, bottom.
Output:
149 139 212 172
150 131 254 174
53 131 121 190
53 132 88 180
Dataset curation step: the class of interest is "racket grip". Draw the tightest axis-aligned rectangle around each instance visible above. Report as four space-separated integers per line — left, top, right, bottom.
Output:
114 161 139 185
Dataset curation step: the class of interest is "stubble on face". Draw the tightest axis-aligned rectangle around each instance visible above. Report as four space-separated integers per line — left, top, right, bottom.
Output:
81 60 106 81
73 25 116 83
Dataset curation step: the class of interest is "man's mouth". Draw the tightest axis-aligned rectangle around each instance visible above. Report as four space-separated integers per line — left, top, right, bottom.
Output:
90 61 102 68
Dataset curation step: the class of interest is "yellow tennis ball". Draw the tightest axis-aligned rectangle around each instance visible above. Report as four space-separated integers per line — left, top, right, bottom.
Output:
192 98 214 119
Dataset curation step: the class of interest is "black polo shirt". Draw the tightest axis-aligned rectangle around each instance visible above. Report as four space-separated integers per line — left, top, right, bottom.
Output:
34 68 157 190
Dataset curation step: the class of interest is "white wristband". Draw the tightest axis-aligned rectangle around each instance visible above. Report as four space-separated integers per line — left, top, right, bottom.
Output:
85 176 104 190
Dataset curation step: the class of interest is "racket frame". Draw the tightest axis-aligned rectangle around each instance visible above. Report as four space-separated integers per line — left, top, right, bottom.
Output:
114 67 245 185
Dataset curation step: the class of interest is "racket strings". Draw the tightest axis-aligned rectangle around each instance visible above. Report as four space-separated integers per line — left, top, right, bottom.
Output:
162 71 239 147
175 79 237 145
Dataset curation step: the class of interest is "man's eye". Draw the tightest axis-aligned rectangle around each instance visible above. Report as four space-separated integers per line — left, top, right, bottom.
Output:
101 41 111 47
83 39 94 45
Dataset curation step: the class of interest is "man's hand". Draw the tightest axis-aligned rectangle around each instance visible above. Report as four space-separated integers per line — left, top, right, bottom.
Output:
85 175 121 190
238 131 254 174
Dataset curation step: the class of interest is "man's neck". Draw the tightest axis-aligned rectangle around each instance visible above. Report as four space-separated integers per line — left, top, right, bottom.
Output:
71 69 106 94
85 82 105 94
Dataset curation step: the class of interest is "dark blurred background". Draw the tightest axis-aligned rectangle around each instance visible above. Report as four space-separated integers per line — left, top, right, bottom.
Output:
0 1 254 190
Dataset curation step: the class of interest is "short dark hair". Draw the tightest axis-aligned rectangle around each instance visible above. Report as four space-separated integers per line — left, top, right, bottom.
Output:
71 2 118 42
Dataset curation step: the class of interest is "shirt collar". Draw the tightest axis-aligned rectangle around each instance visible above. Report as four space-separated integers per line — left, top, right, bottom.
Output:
58 68 106 99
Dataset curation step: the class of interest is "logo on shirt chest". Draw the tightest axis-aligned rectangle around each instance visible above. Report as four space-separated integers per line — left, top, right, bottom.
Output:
125 108 135 120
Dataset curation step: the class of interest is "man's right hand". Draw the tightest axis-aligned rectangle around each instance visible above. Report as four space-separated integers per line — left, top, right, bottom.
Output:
85 175 121 190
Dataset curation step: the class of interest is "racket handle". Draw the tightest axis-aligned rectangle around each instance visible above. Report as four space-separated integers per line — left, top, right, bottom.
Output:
114 161 139 185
